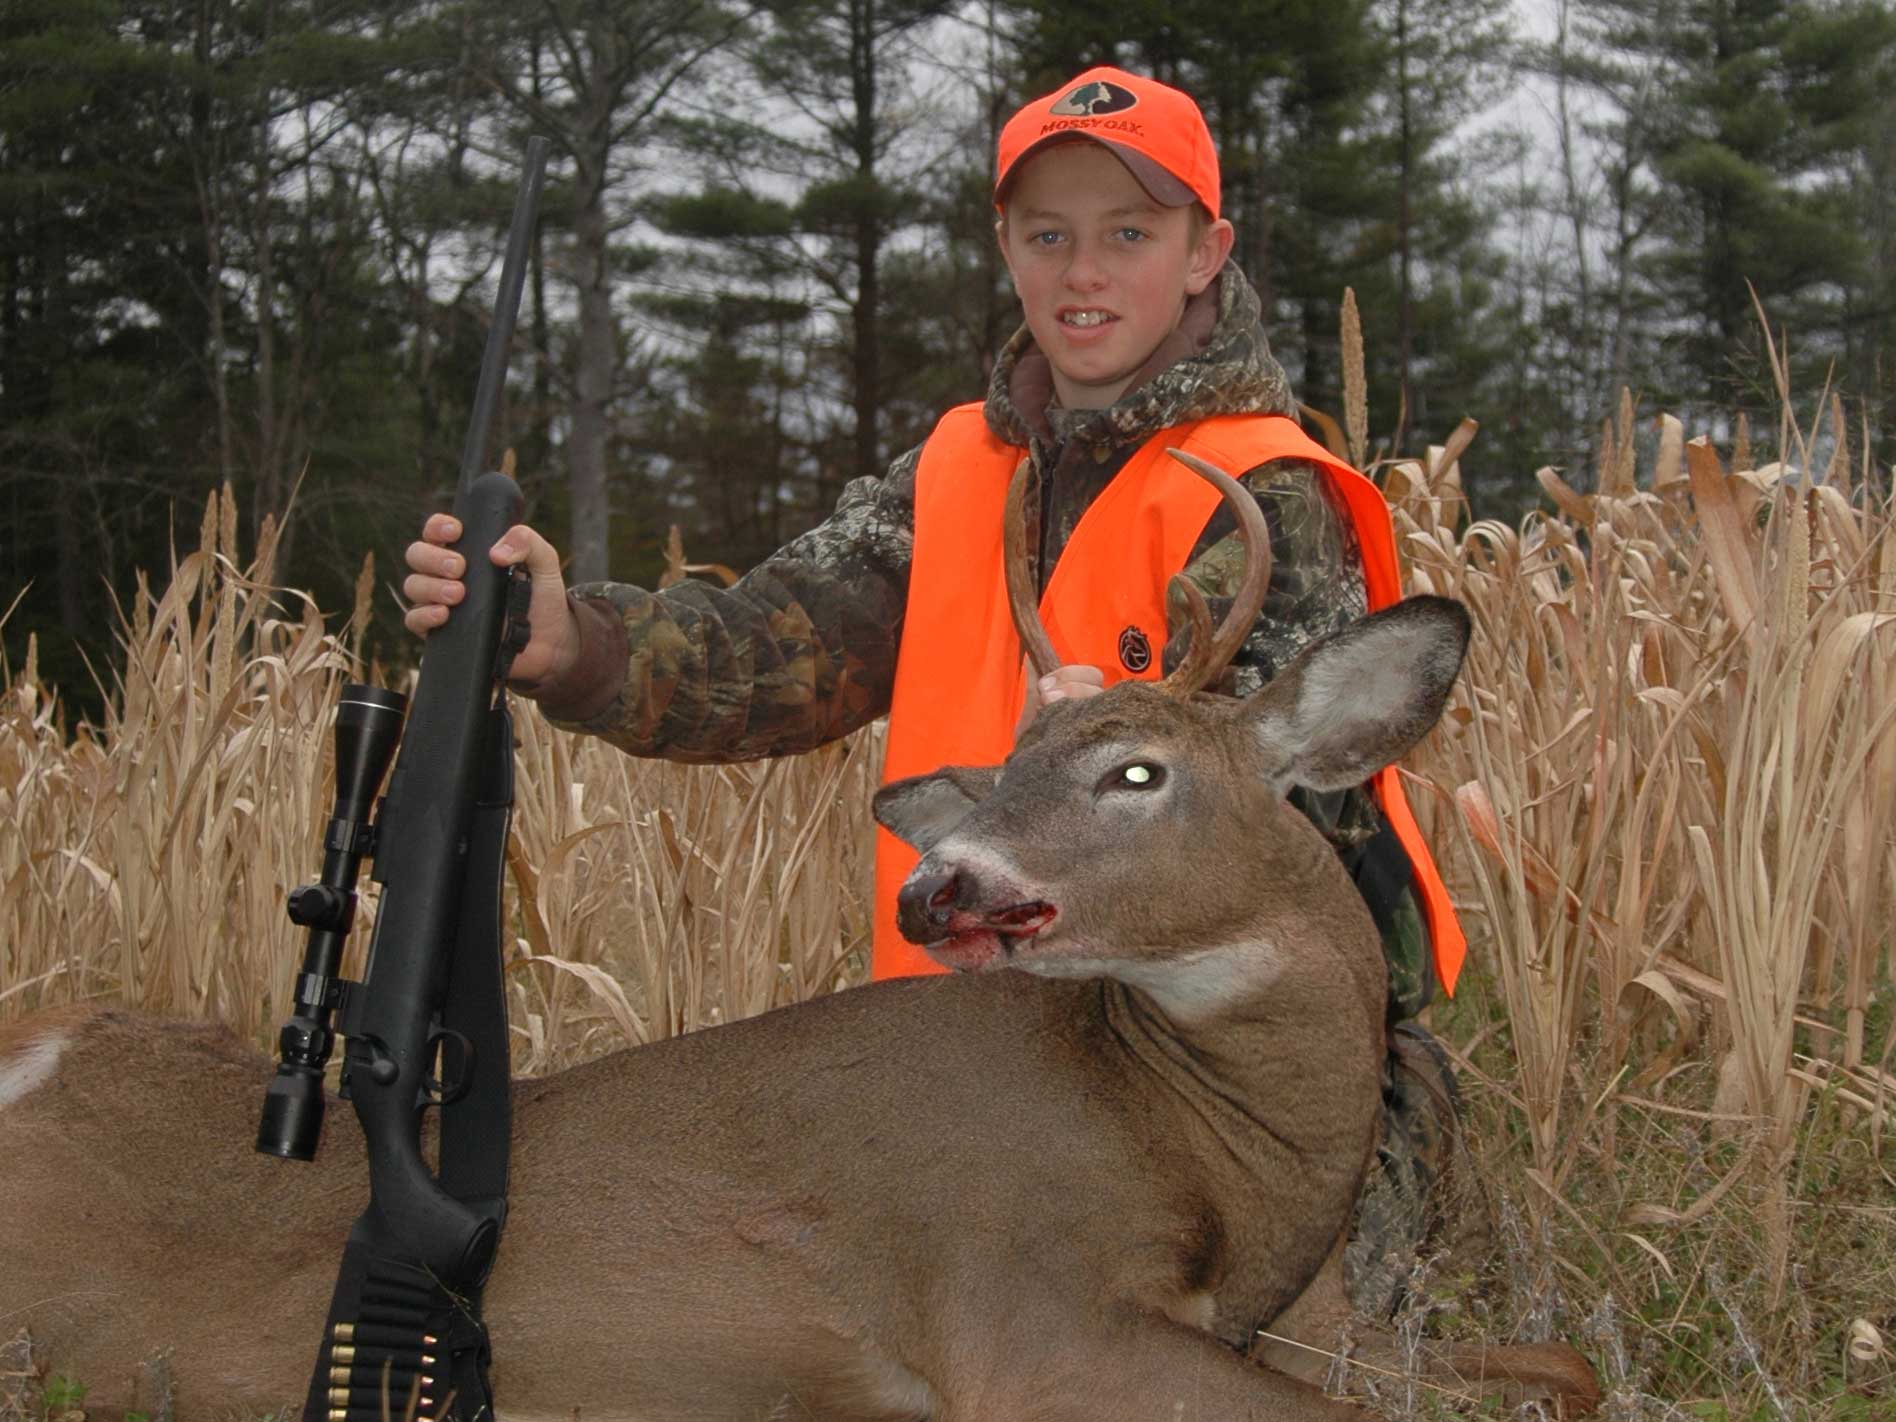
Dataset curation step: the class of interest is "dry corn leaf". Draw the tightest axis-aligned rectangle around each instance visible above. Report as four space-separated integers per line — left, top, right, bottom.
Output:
1455 780 1608 930
505 832 554 960
538 820 635 883
1537 467 1594 525
1826 393 1852 500
1801 613 1895 739
1654 413 1686 488
1550 612 1590 700
1432 418 1479 488
1710 1045 1751 1139
1686 438 1759 630
1382 460 1419 506
1620 968 1701 1093
509 949 646 1046
658 525 688 589
1793 1078 1892 1128
1810 483 1867 575
1643 951 1846 1045
1300 403 1349 461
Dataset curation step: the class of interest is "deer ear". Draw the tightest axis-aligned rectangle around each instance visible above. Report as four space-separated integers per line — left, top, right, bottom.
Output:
1239 597 1470 794
873 765 1002 853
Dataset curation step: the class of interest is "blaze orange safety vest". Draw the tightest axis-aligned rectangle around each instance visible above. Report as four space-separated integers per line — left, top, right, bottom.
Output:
872 405 1466 996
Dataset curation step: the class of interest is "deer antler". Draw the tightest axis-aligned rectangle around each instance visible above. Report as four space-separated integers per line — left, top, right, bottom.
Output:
1004 458 1061 679
1156 448 1272 698
1003 449 1272 696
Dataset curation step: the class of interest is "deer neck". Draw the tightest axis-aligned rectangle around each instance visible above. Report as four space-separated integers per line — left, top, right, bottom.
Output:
1091 865 1388 1174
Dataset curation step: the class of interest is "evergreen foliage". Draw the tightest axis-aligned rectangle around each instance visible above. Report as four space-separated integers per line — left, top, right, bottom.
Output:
2 0 1892 707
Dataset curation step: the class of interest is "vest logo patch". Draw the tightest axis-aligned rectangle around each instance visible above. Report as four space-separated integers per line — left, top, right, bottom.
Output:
1050 80 1138 118
1118 625 1153 673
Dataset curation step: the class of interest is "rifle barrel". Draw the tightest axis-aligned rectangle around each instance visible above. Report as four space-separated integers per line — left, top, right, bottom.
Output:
458 135 550 498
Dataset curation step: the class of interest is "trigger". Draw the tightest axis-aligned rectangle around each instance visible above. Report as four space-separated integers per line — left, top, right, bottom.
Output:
495 567 534 682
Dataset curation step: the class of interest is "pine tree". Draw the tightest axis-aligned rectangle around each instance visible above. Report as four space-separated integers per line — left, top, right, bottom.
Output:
1574 0 1896 434
0 0 446 698
653 0 962 524
641 291 823 568
432 0 757 582
1365 0 1513 452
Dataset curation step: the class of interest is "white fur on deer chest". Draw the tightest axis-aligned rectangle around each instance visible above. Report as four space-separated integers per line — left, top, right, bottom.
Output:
1020 940 1285 1024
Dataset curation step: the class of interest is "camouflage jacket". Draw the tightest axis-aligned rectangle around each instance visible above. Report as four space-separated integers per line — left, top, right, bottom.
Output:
536 264 1433 1013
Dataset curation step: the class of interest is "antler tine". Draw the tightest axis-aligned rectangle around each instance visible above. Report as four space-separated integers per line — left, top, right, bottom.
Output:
1156 448 1274 698
1003 458 1061 679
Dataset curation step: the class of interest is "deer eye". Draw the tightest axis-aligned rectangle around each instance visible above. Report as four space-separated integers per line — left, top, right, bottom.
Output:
1104 762 1165 792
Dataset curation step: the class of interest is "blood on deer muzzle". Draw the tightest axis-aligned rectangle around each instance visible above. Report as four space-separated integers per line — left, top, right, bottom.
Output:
896 865 1057 957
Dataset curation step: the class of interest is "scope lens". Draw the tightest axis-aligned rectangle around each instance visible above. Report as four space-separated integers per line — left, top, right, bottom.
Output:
257 1064 326 1161
333 685 408 823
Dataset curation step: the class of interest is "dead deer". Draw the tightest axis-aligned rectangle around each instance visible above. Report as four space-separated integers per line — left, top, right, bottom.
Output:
0 452 1599 1420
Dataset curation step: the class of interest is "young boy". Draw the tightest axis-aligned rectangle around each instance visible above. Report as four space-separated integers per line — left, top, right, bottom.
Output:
404 66 1465 1311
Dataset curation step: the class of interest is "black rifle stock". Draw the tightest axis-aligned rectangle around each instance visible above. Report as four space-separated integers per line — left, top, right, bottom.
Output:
259 136 550 1422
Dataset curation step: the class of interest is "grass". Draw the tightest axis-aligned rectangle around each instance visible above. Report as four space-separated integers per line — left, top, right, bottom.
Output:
2 348 1892 1415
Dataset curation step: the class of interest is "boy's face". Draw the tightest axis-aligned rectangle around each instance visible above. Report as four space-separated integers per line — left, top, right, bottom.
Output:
998 143 1234 411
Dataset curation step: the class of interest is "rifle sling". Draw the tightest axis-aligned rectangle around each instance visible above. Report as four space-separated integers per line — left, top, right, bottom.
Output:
438 697 515 1218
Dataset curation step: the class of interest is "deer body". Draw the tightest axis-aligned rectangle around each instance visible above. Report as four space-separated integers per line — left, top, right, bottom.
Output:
7 852 1382 1420
498 883 1384 1407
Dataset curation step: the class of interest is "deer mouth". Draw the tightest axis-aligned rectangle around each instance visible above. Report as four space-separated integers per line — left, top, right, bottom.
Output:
926 903 1058 972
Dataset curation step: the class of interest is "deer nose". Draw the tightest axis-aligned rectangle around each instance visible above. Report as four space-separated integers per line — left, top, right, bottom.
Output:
896 866 968 942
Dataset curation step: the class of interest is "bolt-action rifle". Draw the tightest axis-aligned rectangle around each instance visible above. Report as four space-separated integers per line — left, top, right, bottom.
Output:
256 136 550 1422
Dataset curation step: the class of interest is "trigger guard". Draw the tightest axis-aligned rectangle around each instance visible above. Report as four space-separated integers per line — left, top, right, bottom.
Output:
424 1026 476 1106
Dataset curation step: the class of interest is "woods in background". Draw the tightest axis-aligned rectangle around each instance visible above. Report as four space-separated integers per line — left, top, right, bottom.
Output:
4 0 1893 707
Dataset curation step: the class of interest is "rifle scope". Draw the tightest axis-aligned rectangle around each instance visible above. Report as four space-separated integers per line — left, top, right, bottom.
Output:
257 683 409 1160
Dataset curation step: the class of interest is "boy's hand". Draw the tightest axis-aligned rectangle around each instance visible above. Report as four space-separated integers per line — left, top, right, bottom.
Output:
1015 660 1107 736
402 513 580 692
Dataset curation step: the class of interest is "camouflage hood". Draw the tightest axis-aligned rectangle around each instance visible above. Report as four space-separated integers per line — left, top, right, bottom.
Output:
982 263 1297 462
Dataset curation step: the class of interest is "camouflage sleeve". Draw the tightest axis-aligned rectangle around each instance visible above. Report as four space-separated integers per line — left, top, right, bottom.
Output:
541 446 919 763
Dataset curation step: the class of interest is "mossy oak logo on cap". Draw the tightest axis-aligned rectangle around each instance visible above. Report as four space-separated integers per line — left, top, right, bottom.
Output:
1118 625 1153 673
1050 80 1138 118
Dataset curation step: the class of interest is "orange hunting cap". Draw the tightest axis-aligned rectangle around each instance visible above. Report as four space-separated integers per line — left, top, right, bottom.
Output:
995 67 1221 221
